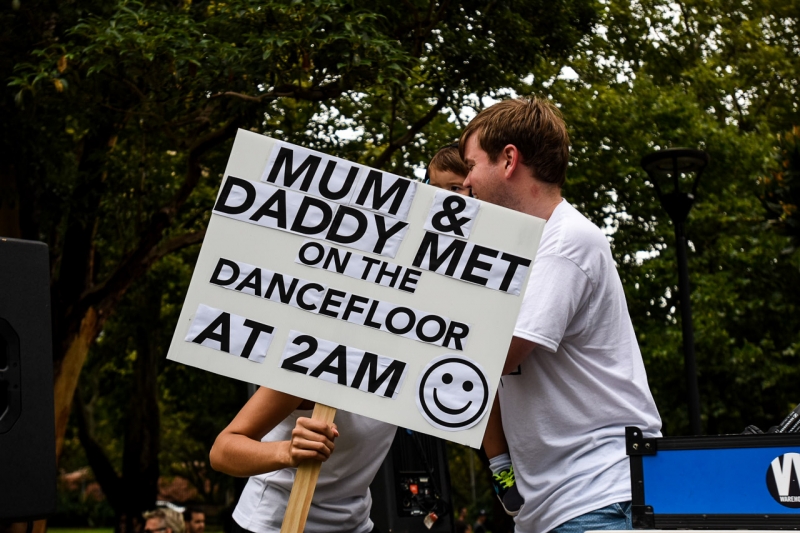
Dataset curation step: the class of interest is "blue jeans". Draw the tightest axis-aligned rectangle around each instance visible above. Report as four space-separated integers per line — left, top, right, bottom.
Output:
550 501 632 533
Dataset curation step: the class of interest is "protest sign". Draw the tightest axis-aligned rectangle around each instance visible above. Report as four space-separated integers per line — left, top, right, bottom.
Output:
167 129 545 448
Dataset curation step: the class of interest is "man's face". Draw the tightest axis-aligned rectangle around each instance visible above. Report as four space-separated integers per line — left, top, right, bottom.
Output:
187 512 205 533
462 135 516 209
429 168 470 196
144 517 169 533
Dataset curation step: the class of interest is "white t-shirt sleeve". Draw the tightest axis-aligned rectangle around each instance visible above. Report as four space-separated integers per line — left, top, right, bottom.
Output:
514 254 592 352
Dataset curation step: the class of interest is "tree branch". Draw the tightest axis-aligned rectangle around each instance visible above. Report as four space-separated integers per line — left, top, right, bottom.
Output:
408 0 451 58
212 91 276 103
142 229 206 265
211 80 346 104
373 96 447 169
425 0 451 36
73 116 240 320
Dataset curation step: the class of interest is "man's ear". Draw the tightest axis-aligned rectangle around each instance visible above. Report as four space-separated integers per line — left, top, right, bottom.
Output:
502 144 520 179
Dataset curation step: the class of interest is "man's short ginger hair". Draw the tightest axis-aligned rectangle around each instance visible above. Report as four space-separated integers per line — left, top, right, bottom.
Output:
429 143 468 177
459 97 570 187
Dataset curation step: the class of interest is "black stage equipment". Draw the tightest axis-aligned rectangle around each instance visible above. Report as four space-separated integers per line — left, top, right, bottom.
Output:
0 238 56 520
370 428 454 533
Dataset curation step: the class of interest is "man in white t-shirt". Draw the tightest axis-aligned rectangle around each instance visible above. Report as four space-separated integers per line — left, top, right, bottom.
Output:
460 98 662 533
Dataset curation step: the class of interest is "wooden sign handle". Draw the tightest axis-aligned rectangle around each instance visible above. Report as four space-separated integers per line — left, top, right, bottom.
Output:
279 403 337 533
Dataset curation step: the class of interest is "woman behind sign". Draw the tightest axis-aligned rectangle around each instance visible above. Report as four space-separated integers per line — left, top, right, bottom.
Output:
209 387 396 533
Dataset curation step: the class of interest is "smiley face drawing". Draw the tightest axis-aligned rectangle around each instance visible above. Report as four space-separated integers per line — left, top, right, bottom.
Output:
416 355 489 431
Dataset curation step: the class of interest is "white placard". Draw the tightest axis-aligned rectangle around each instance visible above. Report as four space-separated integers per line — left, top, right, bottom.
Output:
167 130 546 447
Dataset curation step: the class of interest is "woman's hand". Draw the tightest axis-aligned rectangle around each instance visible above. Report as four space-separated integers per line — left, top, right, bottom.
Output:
210 389 328 477
286 417 340 467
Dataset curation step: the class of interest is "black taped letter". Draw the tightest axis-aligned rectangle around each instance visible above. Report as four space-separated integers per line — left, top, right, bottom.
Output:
249 187 287 228
412 232 465 276
353 170 411 216
213 176 256 215
385 307 416 335
443 321 470 351
265 147 320 191
298 241 326 266
191 312 231 353
319 161 359 200
350 353 406 398
234 268 262 296
461 245 498 286
290 196 333 235
326 206 368 244
210 258 240 287
240 319 274 358
295 282 325 311
310 344 348 385
415 315 447 343
281 335 317 374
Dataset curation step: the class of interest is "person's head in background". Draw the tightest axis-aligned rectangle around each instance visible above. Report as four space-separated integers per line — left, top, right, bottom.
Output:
426 143 471 196
183 506 205 533
143 508 184 533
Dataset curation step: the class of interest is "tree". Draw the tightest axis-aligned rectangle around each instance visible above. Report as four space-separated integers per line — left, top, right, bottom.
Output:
1 0 597 525
523 0 800 433
64 251 247 529
13 0 800 524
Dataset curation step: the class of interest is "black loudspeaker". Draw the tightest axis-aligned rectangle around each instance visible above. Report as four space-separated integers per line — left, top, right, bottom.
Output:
370 428 454 533
0 237 56 520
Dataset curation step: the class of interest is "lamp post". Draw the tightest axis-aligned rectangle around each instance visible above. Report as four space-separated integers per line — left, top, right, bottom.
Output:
641 148 710 436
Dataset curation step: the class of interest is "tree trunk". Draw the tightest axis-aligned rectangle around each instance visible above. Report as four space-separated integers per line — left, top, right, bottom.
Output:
54 307 100 458
73 272 169 532
119 286 163 527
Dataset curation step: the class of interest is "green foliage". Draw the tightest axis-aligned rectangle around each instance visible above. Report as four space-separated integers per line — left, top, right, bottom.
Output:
2 0 597 331
51 483 116 528
535 0 800 434
6 0 800 523
445 444 495 523
1 0 597 521
762 127 800 249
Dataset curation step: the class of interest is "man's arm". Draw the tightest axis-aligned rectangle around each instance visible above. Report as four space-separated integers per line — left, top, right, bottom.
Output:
503 336 537 375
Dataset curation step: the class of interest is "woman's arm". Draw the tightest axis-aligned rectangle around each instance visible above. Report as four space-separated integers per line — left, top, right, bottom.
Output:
209 387 339 477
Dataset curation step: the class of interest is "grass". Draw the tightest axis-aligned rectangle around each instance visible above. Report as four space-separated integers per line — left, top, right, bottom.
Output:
47 526 222 533
49 529 114 533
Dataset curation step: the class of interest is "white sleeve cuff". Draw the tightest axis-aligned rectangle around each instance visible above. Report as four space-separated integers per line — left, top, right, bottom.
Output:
513 329 558 353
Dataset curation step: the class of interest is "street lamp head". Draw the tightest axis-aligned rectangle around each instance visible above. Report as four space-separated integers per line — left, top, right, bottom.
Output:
641 147 710 225
641 148 709 180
